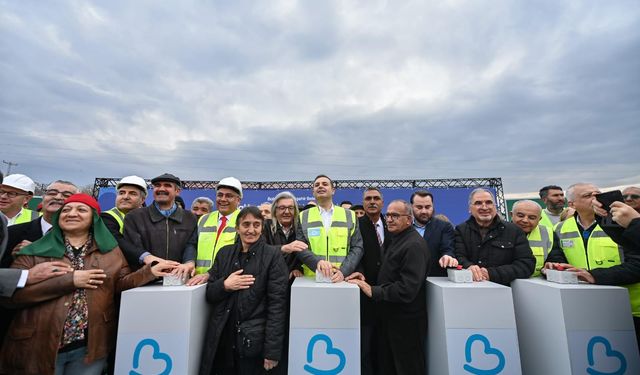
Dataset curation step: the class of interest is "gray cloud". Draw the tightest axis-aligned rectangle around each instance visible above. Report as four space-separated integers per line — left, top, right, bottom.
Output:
1 0 639 193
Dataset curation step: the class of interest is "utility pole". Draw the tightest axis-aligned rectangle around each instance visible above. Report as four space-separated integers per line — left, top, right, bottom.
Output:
2 160 18 175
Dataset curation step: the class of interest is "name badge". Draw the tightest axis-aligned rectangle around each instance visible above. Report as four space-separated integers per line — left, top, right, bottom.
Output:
561 239 574 248
308 228 321 237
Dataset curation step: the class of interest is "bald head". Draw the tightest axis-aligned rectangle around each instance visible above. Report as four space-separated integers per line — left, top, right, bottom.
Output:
511 200 542 234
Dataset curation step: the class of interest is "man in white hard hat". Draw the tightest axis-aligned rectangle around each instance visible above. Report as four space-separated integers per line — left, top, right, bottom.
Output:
101 176 148 265
188 177 243 285
0 174 38 226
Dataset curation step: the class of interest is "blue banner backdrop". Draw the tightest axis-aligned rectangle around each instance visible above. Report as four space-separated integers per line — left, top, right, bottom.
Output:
99 186 496 226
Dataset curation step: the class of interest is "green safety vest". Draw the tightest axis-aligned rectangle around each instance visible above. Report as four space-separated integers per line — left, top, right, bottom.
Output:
299 206 356 276
12 208 41 225
195 210 239 274
539 210 557 234
528 224 552 277
104 208 125 234
556 217 640 317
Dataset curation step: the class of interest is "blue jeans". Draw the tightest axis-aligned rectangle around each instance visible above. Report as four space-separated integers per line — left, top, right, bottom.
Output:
55 346 106 375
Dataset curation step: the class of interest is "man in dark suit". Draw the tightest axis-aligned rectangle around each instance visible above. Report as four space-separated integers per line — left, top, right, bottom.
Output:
346 187 389 375
410 190 457 276
3 180 79 267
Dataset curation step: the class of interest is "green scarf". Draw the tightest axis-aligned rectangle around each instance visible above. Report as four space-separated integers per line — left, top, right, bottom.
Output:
19 210 118 258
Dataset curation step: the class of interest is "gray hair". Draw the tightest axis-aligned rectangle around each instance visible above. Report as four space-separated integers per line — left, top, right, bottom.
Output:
388 199 413 217
47 180 79 193
363 187 383 200
566 183 595 202
468 188 495 206
270 191 300 233
512 199 542 214
191 197 214 210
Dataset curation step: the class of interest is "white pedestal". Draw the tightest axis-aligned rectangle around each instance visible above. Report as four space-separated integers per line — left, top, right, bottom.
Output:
427 277 522 375
288 277 360 375
512 278 640 375
115 284 208 375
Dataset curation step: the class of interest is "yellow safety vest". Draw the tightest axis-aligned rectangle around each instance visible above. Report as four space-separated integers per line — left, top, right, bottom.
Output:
539 210 558 234
12 208 41 225
104 208 125 234
528 224 552 277
299 206 356 276
556 217 640 317
195 210 239 274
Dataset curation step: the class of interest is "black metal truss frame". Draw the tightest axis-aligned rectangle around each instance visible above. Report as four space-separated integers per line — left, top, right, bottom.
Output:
93 177 506 217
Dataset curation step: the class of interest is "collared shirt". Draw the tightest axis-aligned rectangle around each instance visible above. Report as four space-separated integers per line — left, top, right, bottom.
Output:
374 217 385 244
218 214 232 227
7 208 26 226
40 217 52 235
413 221 427 237
318 204 335 232
154 202 177 218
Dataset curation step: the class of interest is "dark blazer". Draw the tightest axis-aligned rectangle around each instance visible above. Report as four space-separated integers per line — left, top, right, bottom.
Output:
2 217 44 269
357 215 390 325
420 217 455 277
0 213 21 298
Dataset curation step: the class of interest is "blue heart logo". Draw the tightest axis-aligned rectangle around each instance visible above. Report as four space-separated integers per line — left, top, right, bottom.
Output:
303 333 346 375
586 336 627 375
129 338 173 375
463 334 506 375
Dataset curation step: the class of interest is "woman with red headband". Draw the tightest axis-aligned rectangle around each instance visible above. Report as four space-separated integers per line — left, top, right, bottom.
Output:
0 194 174 375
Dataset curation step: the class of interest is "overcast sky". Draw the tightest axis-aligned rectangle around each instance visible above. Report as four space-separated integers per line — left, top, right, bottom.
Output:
1 0 639 194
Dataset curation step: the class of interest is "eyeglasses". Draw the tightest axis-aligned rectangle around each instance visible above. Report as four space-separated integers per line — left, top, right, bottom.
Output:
276 206 295 212
623 194 640 200
385 212 411 220
0 189 28 199
216 192 238 199
472 200 494 207
44 189 75 199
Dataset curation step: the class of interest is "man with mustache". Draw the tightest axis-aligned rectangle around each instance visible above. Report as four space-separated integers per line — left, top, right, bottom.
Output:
188 177 243 285
4 180 79 261
123 173 197 280
455 188 535 284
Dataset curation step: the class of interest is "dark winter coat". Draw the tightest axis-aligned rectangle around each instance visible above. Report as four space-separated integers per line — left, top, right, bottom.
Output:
199 239 288 375
455 216 535 285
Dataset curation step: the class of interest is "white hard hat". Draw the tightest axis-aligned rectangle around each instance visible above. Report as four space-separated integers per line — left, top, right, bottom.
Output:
117 175 148 196
217 177 243 198
1 174 35 194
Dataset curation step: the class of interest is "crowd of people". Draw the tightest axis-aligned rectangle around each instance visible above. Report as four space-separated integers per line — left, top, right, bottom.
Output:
1 171 639 375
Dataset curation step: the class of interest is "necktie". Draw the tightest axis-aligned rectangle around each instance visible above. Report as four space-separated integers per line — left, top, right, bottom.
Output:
216 215 227 242
375 223 383 247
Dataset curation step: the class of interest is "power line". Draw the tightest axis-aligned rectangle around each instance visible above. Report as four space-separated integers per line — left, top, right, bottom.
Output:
2 160 18 175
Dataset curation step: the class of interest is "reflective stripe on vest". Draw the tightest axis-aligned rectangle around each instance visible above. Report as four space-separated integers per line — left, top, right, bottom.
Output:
104 208 125 234
528 224 552 277
13 208 41 225
539 210 555 233
300 206 355 276
195 210 239 274
556 217 640 316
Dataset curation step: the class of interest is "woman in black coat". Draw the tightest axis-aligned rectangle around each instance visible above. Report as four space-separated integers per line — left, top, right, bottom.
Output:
199 206 289 375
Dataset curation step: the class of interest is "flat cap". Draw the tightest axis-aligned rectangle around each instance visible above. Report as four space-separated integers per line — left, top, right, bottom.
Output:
150 173 181 187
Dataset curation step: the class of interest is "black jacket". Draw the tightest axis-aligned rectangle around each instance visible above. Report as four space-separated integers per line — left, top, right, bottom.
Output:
419 217 456 277
262 219 302 273
199 239 288 375
455 216 535 285
3 217 44 268
357 215 390 324
371 226 429 319
122 203 197 266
